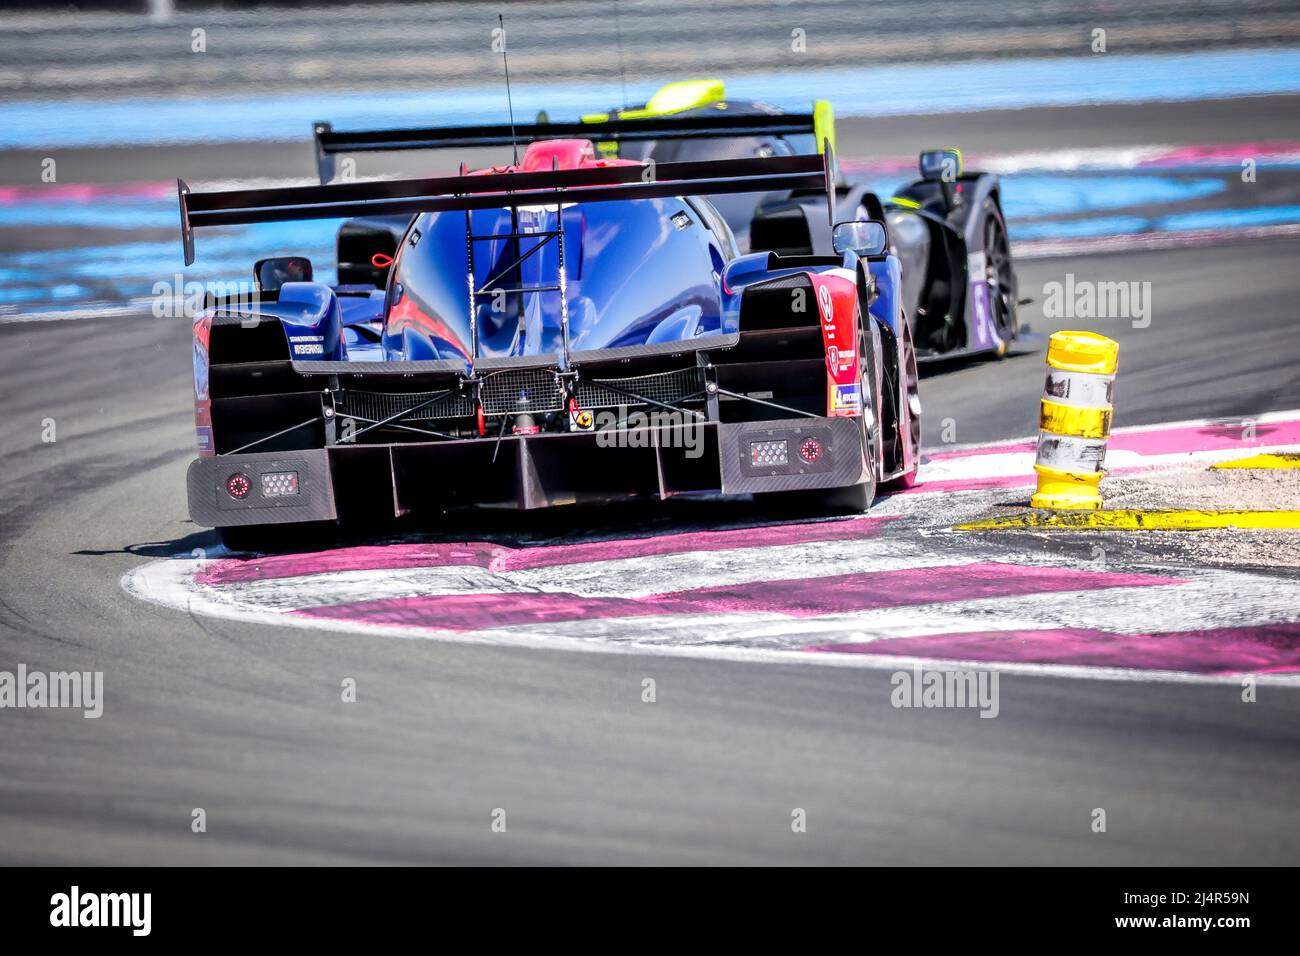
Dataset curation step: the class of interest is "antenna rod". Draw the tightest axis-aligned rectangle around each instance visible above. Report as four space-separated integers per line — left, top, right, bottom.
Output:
614 0 628 110
498 13 520 167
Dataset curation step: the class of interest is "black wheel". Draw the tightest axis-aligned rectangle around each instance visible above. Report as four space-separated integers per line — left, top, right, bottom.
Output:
765 464 876 516
814 471 875 512
984 210 1018 353
884 326 921 489
217 522 336 554
759 323 879 516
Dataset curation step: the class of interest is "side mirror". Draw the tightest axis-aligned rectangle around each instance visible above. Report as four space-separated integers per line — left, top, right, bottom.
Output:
832 220 887 257
919 148 962 182
254 256 313 292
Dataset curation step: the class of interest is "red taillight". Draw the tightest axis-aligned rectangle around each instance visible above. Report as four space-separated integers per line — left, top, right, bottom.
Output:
226 473 251 499
799 438 823 463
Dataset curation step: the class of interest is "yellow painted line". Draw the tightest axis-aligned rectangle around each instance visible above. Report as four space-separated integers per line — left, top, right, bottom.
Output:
889 196 921 209
956 509 1300 531
1210 453 1300 470
1039 400 1111 439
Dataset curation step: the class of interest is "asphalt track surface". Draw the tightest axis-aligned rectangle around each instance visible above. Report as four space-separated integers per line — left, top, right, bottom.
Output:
6 0 1296 99
2 105 1300 864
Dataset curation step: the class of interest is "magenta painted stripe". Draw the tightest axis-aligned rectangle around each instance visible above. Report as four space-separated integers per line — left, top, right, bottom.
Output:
0 181 173 204
198 516 891 586
1140 142 1300 166
292 561 1179 631
666 562 1178 616
838 158 917 176
805 622 1300 675
1108 418 1300 456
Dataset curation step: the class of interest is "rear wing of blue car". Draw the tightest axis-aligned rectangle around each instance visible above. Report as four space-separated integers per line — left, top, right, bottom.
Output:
313 111 831 184
178 149 834 265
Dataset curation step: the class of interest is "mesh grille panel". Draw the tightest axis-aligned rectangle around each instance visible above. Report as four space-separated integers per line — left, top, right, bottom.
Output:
576 367 705 410
747 273 811 291
480 368 564 415
339 388 474 423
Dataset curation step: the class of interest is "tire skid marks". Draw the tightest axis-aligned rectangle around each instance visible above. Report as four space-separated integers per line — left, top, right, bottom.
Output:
192 516 894 587
391 576 1194 650
210 565 538 613
215 546 1180 629
290 562 1176 632
196 532 1173 610
200 527 925 610
498 538 981 598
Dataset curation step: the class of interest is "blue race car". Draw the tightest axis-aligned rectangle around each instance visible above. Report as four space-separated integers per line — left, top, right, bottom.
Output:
180 140 919 548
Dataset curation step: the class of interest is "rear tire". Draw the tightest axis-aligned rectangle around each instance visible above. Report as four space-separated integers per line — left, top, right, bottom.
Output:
758 301 881 516
217 522 336 554
983 208 1018 356
883 326 921 490
763 470 875 516
815 472 875 513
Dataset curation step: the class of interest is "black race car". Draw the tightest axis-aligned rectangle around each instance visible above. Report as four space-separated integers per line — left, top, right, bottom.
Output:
313 78 1021 362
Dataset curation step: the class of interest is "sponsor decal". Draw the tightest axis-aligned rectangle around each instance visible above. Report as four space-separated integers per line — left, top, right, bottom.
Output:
815 283 835 330
811 274 861 418
828 346 856 374
833 382 861 410
967 252 998 349
290 334 326 357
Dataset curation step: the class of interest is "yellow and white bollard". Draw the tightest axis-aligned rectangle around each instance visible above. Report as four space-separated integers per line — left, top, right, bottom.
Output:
1030 330 1119 510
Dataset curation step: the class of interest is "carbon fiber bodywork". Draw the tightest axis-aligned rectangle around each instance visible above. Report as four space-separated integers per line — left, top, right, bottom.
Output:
188 415 865 527
188 451 337 529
